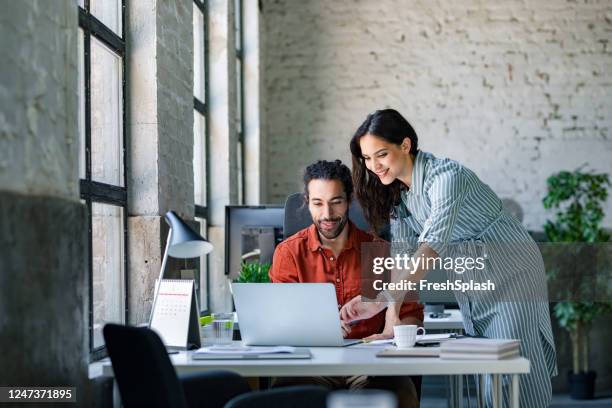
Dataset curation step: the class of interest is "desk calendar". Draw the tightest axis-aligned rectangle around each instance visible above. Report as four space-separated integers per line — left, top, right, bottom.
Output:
150 279 201 350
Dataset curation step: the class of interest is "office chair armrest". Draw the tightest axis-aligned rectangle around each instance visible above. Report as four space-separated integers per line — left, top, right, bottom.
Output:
225 385 329 408
179 371 251 408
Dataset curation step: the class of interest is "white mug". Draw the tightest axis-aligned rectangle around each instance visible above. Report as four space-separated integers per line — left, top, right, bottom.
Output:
393 325 426 348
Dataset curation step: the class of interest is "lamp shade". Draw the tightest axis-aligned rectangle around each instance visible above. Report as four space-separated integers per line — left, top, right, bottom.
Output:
165 211 213 258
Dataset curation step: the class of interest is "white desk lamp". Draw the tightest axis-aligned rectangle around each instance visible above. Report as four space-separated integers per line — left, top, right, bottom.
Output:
149 210 213 326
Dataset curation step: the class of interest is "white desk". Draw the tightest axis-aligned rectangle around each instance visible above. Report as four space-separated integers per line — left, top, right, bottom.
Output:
101 345 528 408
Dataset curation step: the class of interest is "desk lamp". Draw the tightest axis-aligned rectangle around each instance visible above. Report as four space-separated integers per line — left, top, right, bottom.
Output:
149 211 213 325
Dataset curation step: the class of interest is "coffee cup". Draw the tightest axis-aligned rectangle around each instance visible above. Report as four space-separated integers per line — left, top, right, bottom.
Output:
393 325 426 348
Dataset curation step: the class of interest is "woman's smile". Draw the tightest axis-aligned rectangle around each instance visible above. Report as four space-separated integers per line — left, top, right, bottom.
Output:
374 168 389 179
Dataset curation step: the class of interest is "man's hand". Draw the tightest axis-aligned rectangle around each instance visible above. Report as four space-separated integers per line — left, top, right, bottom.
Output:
340 320 352 338
340 295 386 323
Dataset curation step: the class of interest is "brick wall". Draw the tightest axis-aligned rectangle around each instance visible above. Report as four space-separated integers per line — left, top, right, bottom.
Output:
262 0 612 230
128 0 194 219
127 0 198 323
157 0 195 218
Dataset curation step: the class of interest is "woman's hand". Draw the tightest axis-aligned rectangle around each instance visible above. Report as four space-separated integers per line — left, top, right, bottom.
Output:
340 295 386 323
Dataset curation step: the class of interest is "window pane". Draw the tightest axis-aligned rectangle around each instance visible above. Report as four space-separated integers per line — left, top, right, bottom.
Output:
193 3 205 101
234 0 241 51
195 216 208 312
91 37 124 186
92 203 125 349
236 57 242 132
78 0 85 9
194 111 207 205
237 140 243 204
90 0 122 36
78 28 86 179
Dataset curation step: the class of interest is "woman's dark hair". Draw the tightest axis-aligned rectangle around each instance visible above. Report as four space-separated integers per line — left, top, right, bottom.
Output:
349 109 419 231
303 159 353 201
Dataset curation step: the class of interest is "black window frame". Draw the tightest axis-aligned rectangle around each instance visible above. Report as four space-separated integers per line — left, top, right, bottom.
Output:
235 0 245 204
78 0 128 362
194 0 211 315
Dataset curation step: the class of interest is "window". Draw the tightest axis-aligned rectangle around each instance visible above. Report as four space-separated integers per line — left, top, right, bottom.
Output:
78 0 127 361
235 0 245 204
194 0 210 314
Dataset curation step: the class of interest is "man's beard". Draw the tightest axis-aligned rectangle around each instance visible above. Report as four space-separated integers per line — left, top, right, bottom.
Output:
315 215 348 240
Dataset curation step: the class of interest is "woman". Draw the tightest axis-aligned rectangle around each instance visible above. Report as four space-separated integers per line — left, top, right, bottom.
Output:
340 109 557 407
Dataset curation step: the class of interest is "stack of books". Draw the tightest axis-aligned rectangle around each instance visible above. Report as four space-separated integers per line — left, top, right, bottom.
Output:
440 338 520 360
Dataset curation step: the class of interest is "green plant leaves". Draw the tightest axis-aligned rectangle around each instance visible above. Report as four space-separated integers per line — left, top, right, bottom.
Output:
542 168 610 244
234 261 272 283
543 168 611 330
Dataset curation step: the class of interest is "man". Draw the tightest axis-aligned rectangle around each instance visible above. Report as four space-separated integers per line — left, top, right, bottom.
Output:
269 160 423 408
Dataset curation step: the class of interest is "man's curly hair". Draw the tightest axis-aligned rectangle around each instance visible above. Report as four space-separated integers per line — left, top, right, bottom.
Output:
303 160 353 201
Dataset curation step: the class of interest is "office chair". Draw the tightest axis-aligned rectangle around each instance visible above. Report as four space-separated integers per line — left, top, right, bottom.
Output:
103 324 251 408
225 385 329 408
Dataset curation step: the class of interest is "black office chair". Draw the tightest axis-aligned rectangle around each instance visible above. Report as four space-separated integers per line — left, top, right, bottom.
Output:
103 324 251 408
224 385 329 408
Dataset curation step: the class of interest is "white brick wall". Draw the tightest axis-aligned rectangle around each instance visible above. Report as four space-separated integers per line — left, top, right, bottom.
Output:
262 0 612 230
157 0 195 218
128 0 195 219
127 0 199 322
0 0 78 200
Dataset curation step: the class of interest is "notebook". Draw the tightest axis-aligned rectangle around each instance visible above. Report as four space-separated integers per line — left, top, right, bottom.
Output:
377 346 441 358
192 346 312 360
440 338 520 360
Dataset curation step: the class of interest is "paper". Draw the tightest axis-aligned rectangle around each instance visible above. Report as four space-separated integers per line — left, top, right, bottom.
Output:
349 339 394 349
417 334 454 342
364 339 394 345
194 345 296 355
377 346 441 357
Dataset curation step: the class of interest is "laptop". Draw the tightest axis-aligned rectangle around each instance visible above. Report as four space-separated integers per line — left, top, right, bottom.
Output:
231 283 361 347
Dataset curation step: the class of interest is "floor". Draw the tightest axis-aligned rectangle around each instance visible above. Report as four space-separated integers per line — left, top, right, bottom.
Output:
419 376 612 407
420 395 612 407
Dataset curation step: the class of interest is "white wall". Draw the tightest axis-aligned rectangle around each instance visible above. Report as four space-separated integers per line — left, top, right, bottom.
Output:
262 0 612 230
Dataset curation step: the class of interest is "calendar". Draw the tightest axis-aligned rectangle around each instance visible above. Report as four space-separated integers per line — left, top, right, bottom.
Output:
150 279 201 350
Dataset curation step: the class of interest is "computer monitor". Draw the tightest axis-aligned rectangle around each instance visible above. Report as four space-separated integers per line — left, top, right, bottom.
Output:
225 205 284 279
417 267 458 308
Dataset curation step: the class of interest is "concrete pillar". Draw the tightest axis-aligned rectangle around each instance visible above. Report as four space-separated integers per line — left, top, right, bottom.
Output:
208 0 239 312
243 0 265 204
127 0 196 324
0 0 88 403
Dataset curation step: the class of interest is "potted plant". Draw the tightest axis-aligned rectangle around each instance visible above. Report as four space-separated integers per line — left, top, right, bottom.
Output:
543 168 611 399
234 261 272 283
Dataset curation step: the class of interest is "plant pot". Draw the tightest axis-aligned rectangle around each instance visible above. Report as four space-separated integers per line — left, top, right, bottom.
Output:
568 370 596 400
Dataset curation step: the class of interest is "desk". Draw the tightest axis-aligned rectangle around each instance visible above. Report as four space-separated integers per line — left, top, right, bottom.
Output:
101 345 529 407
